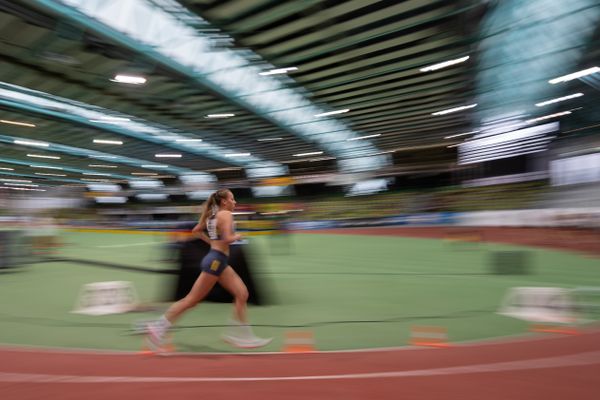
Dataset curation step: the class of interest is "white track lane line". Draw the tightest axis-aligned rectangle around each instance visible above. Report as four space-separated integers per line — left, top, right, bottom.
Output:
1 351 599 383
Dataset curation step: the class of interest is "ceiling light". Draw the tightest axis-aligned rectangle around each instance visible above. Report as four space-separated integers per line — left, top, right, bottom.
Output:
89 155 118 159
526 111 571 123
131 172 158 176
205 114 235 118
0 187 46 192
293 151 324 157
314 109 350 117
35 173 66 177
110 74 147 85
444 131 479 139
93 139 123 145
30 165 63 170
175 138 203 142
347 134 381 141
0 178 32 183
141 164 169 168
432 104 477 116
89 164 117 168
155 154 182 158
549 67 600 84
27 154 61 160
89 120 126 124
420 56 470 72
447 143 461 148
308 156 336 162
83 172 112 176
535 93 583 107
259 67 298 76
4 182 39 187
257 137 283 142
98 116 131 122
14 139 48 147
225 153 250 157
1 119 36 127
0 167 14 171
89 117 131 124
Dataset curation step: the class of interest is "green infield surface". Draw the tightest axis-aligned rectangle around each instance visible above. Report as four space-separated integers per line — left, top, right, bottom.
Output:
0 229 599 353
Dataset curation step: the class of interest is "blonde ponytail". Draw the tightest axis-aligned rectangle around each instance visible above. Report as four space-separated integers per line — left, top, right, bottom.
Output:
199 189 230 228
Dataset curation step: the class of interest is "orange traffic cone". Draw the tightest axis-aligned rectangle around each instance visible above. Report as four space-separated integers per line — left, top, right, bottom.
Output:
410 325 451 348
282 330 316 353
529 323 580 335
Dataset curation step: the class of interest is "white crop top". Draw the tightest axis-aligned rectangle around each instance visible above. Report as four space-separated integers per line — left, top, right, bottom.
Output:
206 214 235 240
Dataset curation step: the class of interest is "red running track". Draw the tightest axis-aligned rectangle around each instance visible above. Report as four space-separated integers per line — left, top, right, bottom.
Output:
1 330 599 400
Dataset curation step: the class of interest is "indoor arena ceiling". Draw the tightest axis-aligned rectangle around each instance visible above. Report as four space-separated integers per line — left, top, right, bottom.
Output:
0 0 599 188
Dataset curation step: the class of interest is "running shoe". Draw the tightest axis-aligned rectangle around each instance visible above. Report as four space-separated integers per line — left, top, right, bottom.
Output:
144 322 170 353
222 334 273 349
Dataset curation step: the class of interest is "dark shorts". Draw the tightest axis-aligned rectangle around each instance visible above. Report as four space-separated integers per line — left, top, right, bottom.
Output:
200 249 229 276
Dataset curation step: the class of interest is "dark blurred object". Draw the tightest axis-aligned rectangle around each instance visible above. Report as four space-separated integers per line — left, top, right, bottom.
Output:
268 215 293 255
490 250 532 275
0 230 31 268
173 238 265 305
0 231 14 269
